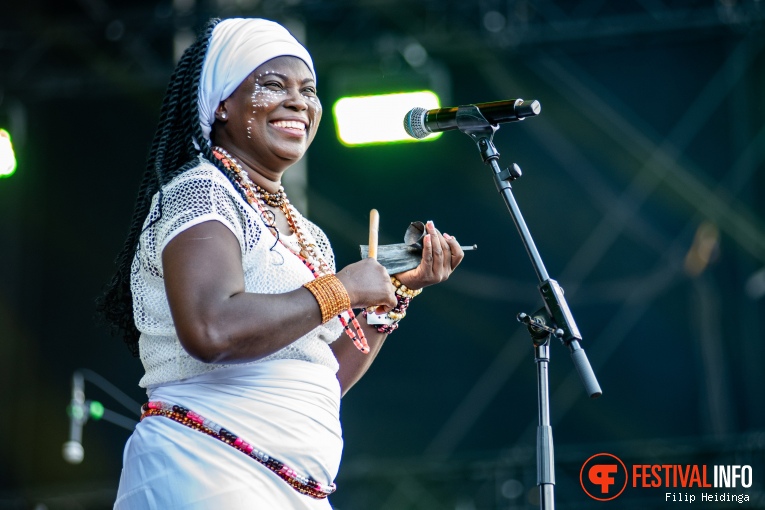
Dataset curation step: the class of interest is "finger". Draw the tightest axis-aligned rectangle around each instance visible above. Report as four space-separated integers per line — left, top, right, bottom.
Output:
426 221 445 271
375 260 397 306
420 232 435 279
377 283 397 313
429 223 452 275
372 285 398 314
387 287 397 308
444 234 464 270
436 230 452 274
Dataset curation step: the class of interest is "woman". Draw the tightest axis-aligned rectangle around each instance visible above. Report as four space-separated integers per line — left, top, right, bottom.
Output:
99 17 463 509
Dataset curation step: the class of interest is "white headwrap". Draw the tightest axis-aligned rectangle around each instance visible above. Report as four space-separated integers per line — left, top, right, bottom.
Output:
198 18 315 144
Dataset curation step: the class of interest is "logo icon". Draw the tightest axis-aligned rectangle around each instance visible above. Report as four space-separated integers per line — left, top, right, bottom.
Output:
580 453 628 501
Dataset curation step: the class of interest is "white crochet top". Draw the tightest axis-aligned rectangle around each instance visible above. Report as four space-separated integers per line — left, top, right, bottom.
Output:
131 157 343 388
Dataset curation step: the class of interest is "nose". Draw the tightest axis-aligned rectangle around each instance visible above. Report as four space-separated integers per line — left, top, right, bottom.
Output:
283 87 308 111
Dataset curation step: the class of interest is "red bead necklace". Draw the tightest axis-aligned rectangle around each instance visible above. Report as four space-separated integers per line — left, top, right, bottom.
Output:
211 147 369 354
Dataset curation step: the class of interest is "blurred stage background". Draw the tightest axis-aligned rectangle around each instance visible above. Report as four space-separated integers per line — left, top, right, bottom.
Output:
1 1 764 508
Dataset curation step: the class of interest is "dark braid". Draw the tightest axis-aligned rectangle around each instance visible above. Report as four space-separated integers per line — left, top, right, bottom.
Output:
97 17 248 356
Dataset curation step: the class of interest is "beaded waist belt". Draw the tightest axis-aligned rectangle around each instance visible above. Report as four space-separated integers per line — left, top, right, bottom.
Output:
140 401 336 499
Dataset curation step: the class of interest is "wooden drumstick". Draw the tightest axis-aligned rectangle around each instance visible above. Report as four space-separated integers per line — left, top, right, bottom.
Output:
367 209 386 316
368 209 379 259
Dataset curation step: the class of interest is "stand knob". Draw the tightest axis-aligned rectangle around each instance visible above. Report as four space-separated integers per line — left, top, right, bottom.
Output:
517 312 557 341
498 163 522 182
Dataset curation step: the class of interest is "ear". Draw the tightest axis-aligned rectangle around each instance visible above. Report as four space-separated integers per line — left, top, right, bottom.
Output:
215 102 229 122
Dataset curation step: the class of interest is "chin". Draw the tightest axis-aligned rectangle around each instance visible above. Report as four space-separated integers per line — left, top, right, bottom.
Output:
277 146 308 163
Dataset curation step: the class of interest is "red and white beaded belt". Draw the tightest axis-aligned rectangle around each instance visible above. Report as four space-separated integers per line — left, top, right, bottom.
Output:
140 401 336 499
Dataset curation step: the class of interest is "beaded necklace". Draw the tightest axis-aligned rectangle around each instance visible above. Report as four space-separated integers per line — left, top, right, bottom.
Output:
211 147 369 353
254 185 287 207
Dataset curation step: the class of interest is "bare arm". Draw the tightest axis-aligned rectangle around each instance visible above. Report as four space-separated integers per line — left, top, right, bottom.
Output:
330 322 387 396
162 220 395 364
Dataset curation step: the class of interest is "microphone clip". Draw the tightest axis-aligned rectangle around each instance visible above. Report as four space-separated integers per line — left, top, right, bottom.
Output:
456 105 503 166
456 105 498 143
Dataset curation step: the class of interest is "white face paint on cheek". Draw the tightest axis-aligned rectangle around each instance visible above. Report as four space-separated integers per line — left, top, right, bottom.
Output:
307 95 322 112
250 82 286 110
304 96 322 130
247 79 287 139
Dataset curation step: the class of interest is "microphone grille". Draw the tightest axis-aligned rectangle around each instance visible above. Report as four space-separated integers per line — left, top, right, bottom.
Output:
403 107 429 139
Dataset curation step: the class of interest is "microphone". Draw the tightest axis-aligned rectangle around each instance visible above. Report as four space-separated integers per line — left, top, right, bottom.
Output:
63 372 86 464
404 99 541 139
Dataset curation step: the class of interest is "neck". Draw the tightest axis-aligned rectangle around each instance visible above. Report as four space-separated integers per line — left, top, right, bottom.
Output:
212 145 283 193
246 169 282 194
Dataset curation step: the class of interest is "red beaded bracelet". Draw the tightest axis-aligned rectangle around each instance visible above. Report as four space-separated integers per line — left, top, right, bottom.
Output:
363 294 412 334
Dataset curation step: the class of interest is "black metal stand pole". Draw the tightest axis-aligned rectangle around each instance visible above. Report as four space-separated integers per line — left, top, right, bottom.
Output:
455 104 602 510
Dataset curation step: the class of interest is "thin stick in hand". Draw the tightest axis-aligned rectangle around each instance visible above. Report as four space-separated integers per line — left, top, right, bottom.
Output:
368 209 379 259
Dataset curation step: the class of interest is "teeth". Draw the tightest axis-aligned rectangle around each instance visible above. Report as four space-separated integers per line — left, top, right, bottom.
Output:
272 120 306 130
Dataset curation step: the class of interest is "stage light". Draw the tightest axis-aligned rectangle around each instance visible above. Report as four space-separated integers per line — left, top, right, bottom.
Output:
333 91 442 146
0 129 17 178
89 401 105 420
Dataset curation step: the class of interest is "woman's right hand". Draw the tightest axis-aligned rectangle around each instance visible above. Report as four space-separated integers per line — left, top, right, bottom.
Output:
335 258 397 312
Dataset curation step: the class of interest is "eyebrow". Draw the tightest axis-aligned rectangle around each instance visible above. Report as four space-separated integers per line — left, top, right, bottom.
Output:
258 72 315 84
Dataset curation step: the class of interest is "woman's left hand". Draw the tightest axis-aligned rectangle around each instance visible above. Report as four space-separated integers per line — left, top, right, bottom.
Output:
394 220 464 290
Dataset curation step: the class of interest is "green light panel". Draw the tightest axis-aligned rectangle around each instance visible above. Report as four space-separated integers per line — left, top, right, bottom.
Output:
333 91 442 146
0 129 17 178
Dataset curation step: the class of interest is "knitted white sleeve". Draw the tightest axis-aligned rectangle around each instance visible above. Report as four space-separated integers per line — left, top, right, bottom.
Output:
131 158 341 388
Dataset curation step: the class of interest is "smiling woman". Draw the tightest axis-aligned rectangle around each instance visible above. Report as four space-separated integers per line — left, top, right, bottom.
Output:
97 17 463 509
211 57 321 176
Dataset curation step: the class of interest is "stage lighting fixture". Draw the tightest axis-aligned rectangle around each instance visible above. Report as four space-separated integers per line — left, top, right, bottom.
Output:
333 91 441 146
0 129 17 178
89 401 105 420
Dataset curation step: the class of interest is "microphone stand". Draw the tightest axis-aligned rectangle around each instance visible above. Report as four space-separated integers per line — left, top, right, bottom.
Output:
455 105 602 510
63 369 141 464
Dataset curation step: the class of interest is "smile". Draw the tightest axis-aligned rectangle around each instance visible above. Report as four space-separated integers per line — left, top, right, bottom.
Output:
270 120 307 132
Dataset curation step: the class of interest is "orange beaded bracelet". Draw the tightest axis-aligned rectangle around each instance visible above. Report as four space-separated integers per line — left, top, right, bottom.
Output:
303 275 351 324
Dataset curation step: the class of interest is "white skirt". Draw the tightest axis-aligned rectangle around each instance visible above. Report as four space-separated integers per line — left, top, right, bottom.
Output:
114 359 343 509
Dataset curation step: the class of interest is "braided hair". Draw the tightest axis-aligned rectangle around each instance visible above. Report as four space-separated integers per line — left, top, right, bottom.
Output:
97 18 246 356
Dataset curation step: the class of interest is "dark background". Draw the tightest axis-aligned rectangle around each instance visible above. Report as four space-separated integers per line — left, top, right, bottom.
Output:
1 1 764 509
